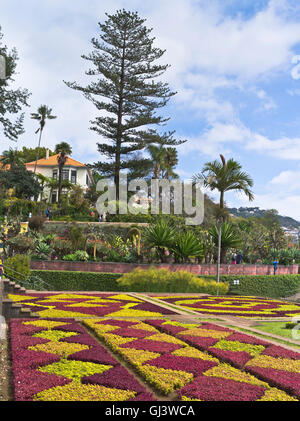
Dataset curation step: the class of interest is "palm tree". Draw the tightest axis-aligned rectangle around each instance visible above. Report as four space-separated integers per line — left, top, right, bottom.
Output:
193 155 254 271
31 105 57 174
0 148 24 170
193 154 254 211
162 147 179 180
54 142 72 204
147 144 166 179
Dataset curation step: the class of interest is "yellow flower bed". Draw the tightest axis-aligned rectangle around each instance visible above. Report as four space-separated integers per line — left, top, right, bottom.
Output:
29 341 89 358
138 365 193 395
203 363 270 388
246 355 300 373
33 382 136 401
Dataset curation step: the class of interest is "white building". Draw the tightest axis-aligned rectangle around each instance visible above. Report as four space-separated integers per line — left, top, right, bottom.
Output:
25 150 94 203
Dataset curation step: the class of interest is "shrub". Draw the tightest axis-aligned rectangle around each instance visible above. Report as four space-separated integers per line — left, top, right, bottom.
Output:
6 234 35 254
143 221 176 262
116 267 229 294
62 250 89 262
171 231 204 263
28 215 46 231
52 239 73 258
4 254 31 281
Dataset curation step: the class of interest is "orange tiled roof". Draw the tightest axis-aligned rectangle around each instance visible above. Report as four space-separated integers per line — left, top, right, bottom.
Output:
25 154 87 168
0 156 11 170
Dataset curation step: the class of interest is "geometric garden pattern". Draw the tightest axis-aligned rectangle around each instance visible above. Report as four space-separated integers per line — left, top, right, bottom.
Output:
7 293 176 318
10 315 300 401
152 295 300 318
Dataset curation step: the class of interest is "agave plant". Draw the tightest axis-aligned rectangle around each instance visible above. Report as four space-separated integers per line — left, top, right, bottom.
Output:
209 222 242 263
143 220 176 262
171 231 204 263
35 242 52 258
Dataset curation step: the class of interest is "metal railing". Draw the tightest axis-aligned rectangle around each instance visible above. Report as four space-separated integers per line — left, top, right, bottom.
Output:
3 264 51 291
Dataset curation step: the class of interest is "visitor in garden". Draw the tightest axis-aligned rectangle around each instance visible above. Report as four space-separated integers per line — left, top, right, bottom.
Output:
231 253 237 264
273 260 278 275
45 208 50 220
237 252 243 264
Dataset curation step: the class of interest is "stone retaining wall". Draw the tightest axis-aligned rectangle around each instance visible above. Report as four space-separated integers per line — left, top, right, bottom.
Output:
30 260 299 275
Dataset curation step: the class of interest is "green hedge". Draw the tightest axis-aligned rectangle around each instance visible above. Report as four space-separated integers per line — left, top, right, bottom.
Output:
31 270 300 297
32 270 123 291
31 269 228 294
220 274 300 298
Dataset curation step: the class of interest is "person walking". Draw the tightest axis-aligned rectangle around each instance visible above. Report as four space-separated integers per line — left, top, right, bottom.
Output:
273 260 278 275
45 208 51 220
237 252 243 264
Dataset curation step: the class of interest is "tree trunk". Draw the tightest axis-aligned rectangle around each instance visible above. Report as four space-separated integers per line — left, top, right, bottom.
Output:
34 129 43 175
58 164 63 204
115 33 127 205
220 247 227 264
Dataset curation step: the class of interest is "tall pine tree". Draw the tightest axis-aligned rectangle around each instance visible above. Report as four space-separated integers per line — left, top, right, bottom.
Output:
64 9 185 200
0 27 30 141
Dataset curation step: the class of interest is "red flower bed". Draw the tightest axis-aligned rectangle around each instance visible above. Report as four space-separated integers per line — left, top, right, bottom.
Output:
13 368 72 401
82 365 147 393
176 335 219 350
119 339 182 354
178 376 266 401
208 348 252 369
113 327 155 339
224 332 270 346
145 355 217 376
10 318 154 401
261 345 300 360
246 366 300 399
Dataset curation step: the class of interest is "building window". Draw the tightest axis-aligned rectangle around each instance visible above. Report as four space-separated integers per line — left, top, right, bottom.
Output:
53 170 58 180
86 174 90 186
62 169 69 180
71 170 77 184
51 191 57 203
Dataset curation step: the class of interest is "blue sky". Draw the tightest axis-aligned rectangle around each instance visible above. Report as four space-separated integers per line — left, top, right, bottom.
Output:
1 0 300 220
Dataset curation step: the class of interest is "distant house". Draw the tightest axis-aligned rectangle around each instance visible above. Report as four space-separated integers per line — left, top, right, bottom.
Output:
25 150 94 203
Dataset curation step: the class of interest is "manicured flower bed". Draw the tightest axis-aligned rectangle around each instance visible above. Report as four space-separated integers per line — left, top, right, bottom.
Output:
152 295 300 318
83 318 300 400
144 318 300 399
9 315 300 401
7 292 176 318
9 318 155 401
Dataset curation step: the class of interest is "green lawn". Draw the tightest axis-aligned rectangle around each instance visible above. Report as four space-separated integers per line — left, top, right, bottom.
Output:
252 321 300 343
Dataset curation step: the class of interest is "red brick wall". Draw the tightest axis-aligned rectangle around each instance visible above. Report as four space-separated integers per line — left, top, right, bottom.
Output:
30 260 299 275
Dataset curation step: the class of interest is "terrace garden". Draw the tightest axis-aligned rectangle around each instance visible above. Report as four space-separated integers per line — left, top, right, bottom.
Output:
2 288 300 402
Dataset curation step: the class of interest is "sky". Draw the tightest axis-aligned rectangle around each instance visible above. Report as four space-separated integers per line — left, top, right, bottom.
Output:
1 0 300 220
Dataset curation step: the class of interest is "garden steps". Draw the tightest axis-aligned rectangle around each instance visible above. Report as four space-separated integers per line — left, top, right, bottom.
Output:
1 298 39 320
2 279 26 295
